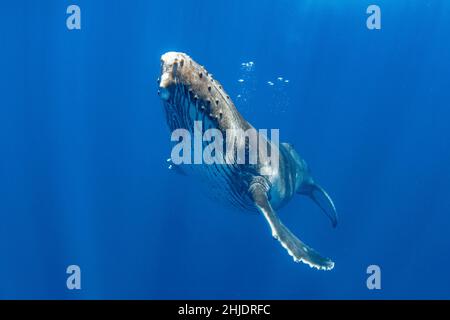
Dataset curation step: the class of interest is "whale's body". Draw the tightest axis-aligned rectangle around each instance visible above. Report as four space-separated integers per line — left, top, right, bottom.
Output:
158 52 337 270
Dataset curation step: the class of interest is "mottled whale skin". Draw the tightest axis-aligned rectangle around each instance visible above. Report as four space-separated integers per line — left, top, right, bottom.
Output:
158 52 337 270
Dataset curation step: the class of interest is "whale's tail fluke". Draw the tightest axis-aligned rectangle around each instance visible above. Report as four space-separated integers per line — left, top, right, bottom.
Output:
280 142 338 228
312 184 338 228
300 182 338 228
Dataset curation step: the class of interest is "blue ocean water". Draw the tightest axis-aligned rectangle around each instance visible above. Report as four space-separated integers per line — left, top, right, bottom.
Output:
1 0 449 299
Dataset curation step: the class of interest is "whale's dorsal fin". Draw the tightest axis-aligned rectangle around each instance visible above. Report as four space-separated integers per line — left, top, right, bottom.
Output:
249 181 335 271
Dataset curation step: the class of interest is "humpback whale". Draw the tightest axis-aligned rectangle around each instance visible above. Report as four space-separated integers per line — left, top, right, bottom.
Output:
158 52 338 270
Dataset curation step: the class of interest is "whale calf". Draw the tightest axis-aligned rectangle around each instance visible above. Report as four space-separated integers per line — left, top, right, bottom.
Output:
158 52 337 270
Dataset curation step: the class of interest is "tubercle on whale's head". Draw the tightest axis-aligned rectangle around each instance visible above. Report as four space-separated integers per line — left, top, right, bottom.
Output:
158 52 191 101
157 51 241 130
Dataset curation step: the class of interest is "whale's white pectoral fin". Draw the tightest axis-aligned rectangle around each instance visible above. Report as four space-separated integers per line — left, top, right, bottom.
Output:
250 184 335 271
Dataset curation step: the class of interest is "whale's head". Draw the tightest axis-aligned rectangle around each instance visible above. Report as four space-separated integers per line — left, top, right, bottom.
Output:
158 51 241 133
158 52 187 102
158 52 212 131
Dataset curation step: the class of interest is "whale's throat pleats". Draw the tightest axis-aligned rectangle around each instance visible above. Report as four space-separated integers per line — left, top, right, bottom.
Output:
162 83 256 211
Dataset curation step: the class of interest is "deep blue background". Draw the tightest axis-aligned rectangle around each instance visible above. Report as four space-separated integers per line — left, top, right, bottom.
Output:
1 0 449 299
